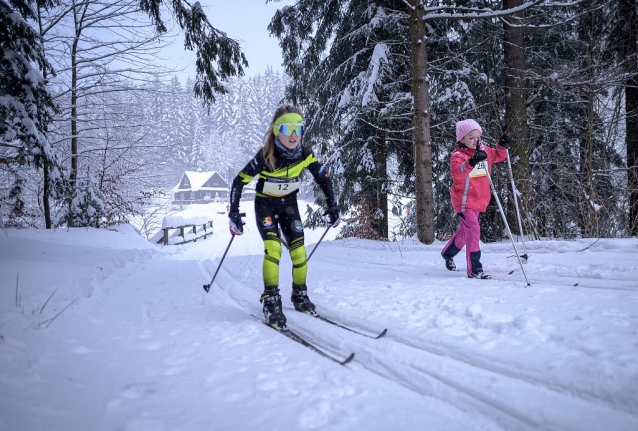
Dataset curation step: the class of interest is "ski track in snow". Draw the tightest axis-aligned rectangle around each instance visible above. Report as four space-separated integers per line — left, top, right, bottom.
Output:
2 212 638 430
214 236 637 429
212 248 638 431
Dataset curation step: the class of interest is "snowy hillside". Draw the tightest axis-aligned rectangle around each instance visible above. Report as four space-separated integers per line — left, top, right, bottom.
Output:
1 201 637 431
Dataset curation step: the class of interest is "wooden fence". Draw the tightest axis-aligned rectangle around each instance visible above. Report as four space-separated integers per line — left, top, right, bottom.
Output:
158 220 214 245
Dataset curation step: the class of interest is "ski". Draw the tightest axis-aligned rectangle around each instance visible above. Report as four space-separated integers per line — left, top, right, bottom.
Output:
252 314 355 366
313 313 387 339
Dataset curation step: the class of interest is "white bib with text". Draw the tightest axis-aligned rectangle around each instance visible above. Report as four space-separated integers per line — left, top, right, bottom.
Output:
262 178 300 197
469 160 488 178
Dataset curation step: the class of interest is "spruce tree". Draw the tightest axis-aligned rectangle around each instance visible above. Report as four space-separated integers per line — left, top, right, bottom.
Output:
0 0 63 222
271 0 413 239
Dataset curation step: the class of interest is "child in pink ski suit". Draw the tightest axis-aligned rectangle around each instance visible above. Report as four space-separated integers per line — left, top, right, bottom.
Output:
441 119 510 279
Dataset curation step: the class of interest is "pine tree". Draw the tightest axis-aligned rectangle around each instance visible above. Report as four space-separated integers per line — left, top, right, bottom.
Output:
524 4 625 238
61 176 105 228
271 0 413 239
164 77 190 174
0 0 63 223
606 0 638 235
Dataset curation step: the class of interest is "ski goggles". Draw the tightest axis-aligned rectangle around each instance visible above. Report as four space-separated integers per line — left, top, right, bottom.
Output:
277 123 304 137
273 112 304 136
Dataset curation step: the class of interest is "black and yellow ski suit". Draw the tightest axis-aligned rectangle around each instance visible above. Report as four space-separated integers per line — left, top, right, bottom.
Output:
229 145 336 291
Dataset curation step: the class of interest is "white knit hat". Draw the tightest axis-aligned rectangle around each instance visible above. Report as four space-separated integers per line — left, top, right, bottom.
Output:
455 119 482 142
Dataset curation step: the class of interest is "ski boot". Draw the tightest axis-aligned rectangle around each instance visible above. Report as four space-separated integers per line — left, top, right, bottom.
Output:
291 284 316 316
444 257 456 271
260 288 287 329
468 271 492 280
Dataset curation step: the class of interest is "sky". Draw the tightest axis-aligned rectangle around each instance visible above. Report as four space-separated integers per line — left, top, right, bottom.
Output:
1 201 638 430
161 0 293 81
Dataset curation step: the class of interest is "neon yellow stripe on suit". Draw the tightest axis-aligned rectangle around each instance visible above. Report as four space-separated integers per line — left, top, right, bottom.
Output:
239 172 253 183
289 237 307 286
263 235 282 287
257 153 318 180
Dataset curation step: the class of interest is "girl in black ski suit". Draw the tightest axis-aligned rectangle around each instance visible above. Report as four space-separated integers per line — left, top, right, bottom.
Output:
228 105 341 329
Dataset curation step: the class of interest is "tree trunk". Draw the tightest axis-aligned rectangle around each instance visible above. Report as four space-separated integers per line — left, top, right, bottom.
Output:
375 126 388 239
43 160 52 228
409 1 435 244
576 12 599 237
583 76 599 236
628 80 638 237
625 0 638 236
70 3 87 188
37 6 52 229
70 45 78 187
502 0 530 236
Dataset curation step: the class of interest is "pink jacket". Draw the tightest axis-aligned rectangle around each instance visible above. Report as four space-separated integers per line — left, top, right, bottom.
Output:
449 143 507 213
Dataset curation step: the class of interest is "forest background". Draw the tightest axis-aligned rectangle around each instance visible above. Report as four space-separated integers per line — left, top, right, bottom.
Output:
2 0 637 243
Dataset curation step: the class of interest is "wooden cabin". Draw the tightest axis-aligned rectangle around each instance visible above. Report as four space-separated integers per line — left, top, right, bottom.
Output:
173 170 255 204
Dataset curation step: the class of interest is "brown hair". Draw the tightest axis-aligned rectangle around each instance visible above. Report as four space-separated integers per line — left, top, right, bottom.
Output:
262 105 304 170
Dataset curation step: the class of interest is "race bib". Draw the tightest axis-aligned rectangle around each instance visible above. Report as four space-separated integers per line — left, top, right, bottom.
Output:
469 160 488 178
262 178 300 197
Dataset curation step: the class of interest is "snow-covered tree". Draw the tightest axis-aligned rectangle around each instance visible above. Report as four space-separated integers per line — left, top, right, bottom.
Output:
270 1 411 238
0 0 64 226
270 0 551 243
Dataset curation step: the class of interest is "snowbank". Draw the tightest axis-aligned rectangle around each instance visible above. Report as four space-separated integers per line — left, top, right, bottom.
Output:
161 214 211 229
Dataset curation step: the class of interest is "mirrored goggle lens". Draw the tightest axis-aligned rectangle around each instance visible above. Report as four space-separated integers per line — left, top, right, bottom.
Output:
278 123 303 136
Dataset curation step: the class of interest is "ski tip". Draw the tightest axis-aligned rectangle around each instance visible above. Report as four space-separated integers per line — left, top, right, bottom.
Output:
376 328 388 339
508 270 515 275
341 352 355 366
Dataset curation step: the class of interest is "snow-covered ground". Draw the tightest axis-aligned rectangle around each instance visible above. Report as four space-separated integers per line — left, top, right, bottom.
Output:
1 201 637 431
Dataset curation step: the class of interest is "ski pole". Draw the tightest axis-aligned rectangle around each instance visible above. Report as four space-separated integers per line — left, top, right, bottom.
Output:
307 224 332 262
278 227 289 250
505 149 529 261
203 213 245 292
486 171 531 287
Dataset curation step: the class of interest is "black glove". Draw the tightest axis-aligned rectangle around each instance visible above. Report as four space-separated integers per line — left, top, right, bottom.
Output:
324 204 341 228
228 212 245 236
468 149 487 167
498 133 513 149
